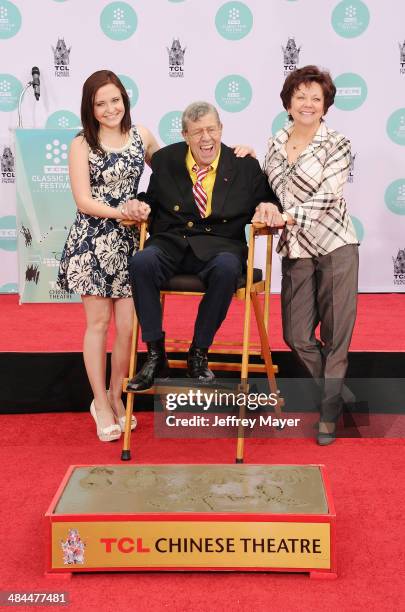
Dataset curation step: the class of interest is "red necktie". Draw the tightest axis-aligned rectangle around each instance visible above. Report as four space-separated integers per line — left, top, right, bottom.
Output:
192 164 210 218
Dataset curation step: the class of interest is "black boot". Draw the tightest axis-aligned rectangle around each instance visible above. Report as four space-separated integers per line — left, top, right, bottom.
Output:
187 344 214 382
127 334 169 392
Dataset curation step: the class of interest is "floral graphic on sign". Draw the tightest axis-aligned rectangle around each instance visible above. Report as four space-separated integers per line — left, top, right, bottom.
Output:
61 529 86 565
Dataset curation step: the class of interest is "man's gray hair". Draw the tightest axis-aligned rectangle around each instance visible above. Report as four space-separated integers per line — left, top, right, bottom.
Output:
182 101 221 132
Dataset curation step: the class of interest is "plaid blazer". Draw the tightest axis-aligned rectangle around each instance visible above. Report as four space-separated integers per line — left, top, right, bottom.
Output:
263 121 358 259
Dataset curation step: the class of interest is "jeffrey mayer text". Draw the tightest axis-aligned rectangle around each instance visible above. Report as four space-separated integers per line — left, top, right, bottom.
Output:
166 415 301 429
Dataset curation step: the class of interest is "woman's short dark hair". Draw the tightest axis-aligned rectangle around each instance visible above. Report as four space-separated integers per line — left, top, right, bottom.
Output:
280 65 336 119
80 70 131 152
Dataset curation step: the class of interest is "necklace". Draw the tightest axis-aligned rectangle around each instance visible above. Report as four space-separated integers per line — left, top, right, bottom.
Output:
100 130 130 151
289 138 311 150
288 129 316 151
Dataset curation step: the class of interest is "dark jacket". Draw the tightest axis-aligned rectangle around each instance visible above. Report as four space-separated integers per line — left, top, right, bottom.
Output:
141 141 278 263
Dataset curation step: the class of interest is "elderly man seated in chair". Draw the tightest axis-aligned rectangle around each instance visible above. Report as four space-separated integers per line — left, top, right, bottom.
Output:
125 101 280 391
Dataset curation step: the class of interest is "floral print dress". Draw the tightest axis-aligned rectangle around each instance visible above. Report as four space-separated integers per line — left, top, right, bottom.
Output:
57 127 144 297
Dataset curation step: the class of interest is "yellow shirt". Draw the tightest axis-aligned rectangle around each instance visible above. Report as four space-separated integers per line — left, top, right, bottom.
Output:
186 148 220 217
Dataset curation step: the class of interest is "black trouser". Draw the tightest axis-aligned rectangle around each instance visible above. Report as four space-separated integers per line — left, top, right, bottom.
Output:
129 246 242 348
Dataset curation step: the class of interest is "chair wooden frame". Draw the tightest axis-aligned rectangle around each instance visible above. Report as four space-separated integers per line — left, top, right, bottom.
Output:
121 221 283 462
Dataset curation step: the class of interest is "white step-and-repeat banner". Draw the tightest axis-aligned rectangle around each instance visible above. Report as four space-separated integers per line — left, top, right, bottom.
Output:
1 0 404 299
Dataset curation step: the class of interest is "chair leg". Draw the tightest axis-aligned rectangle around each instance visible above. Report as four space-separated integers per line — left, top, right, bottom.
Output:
121 392 134 461
235 229 255 463
121 310 141 461
251 291 283 418
263 234 273 333
236 380 249 463
121 222 147 461
235 300 252 463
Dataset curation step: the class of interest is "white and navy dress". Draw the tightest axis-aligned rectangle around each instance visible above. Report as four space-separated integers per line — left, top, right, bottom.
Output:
57 127 144 298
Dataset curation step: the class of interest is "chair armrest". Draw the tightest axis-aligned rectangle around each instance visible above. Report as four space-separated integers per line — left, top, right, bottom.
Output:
251 221 284 236
120 219 148 229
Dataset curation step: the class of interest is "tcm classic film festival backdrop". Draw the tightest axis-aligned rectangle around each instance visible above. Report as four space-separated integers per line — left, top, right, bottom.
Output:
0 0 404 302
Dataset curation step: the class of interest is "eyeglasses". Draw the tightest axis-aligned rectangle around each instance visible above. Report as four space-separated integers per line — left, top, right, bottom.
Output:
187 126 221 140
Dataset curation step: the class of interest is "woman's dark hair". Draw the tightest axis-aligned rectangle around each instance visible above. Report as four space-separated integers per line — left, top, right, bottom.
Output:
280 65 336 120
80 70 131 152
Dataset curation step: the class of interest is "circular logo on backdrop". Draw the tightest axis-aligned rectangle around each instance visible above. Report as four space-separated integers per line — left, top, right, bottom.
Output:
215 75 252 112
215 2 253 40
0 1 21 39
331 0 370 38
271 111 290 135
158 111 183 145
117 74 139 108
385 180 405 215
0 74 22 112
0 215 17 251
350 215 364 242
100 2 137 41
46 110 81 129
333 73 367 111
386 109 405 146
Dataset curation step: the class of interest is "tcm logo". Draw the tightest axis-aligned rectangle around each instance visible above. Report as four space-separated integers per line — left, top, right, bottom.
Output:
399 41 405 74
336 86 361 97
0 2 21 39
393 247 405 285
343 4 358 25
227 6 241 26
44 139 69 174
1 146 15 183
167 38 186 78
282 37 301 75
52 37 71 77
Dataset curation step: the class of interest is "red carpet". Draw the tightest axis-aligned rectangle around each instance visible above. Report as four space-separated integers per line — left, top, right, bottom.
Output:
2 293 404 608
3 293 405 352
1 412 404 611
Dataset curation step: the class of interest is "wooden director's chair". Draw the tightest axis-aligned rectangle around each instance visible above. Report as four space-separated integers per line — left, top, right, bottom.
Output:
121 221 283 462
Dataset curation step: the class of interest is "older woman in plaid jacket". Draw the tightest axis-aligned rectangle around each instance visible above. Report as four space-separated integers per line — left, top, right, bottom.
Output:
257 65 359 445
